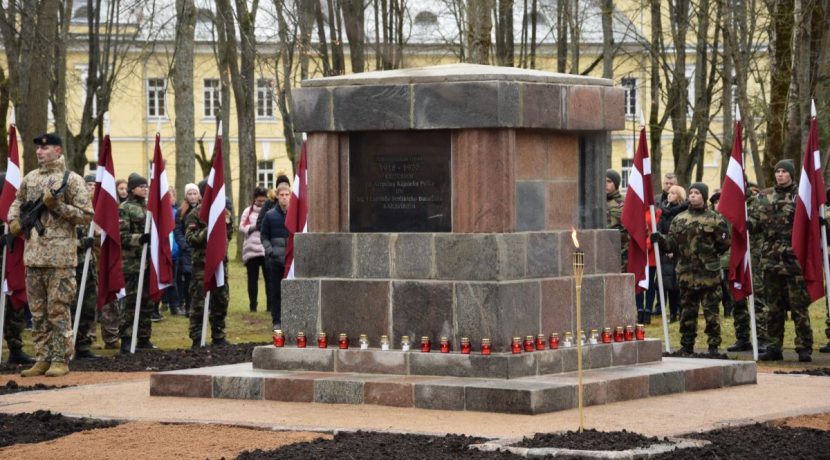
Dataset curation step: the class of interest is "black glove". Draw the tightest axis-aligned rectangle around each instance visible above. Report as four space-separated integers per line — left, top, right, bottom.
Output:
138 233 151 245
650 232 663 244
820 216 828 228
0 233 14 251
745 221 754 233
80 237 94 250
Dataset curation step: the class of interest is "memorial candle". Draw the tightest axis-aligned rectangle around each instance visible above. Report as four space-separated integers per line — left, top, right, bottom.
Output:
536 334 546 350
272 329 285 347
338 333 348 349
296 331 307 348
523 335 535 352
461 337 472 354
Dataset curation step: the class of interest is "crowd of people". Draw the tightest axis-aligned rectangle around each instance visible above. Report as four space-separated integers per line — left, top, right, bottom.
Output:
1 133 292 377
606 164 830 362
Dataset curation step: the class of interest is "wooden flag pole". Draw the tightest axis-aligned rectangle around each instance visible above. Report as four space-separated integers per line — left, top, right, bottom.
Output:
201 291 211 347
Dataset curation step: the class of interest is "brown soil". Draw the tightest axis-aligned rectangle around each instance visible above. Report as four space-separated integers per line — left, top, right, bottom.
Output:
515 429 665 450
0 371 151 387
0 421 328 460
776 412 830 431
0 380 70 395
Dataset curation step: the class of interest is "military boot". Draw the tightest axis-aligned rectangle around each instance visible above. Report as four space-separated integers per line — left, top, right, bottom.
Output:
74 349 100 359
708 345 719 355
21 361 51 377
819 343 830 353
727 340 752 352
642 312 651 325
7 346 35 365
797 350 812 363
211 338 230 348
680 344 694 355
758 350 784 361
136 338 158 350
45 361 70 377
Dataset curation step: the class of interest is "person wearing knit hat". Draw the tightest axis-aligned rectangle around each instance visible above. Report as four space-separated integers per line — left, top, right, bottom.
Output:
605 169 628 272
276 174 290 187
748 157 815 362
127 172 148 193
652 180 730 355
184 183 199 197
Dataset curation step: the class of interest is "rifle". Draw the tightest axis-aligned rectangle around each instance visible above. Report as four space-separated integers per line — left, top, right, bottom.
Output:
19 171 71 239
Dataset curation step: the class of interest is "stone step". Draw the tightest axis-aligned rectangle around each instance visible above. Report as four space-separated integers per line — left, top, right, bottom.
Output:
252 339 663 379
150 358 756 415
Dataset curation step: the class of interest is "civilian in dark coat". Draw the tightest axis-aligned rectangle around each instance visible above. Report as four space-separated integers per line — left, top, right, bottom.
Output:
260 181 291 327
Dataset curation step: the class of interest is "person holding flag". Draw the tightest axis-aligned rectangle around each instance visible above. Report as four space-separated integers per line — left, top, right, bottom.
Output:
606 169 628 271
749 160 814 362
653 183 730 355
9 133 92 377
72 174 100 359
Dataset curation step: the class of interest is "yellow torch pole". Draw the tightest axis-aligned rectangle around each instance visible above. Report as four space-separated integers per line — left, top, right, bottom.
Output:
573 249 585 432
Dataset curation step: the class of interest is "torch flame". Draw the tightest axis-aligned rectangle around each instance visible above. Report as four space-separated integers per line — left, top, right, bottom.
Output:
571 227 580 248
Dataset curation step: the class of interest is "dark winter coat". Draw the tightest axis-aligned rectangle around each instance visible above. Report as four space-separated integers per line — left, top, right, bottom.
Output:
260 206 289 265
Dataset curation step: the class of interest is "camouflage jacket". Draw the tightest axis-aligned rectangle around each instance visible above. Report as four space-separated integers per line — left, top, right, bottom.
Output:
606 190 629 260
119 195 147 274
184 203 233 270
748 182 801 276
661 204 730 288
8 156 92 268
75 223 100 266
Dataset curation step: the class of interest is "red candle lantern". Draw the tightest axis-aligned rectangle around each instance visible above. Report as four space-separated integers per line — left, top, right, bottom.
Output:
481 338 491 355
635 324 646 340
338 333 348 349
614 326 624 342
297 331 307 348
273 329 285 347
420 336 431 353
461 337 472 354
523 336 535 352
440 337 450 353
601 327 612 344
624 325 634 341
511 337 522 354
535 334 546 350
317 332 328 348
549 333 560 349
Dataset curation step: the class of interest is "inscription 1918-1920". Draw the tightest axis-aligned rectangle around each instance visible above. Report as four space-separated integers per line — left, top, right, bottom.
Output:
350 130 451 232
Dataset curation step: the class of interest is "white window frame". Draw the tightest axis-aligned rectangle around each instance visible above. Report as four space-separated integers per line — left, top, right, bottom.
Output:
203 78 221 118
621 77 638 119
147 78 167 119
256 79 275 119
257 160 275 189
620 158 634 191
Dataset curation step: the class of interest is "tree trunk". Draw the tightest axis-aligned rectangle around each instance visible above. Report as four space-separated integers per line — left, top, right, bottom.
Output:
648 0 664 195
556 0 567 72
340 0 365 73
466 0 494 64
529 0 537 68
667 0 691 186
173 0 196 200
569 0 579 74
495 0 514 66
764 0 794 185
601 0 614 79
273 0 301 170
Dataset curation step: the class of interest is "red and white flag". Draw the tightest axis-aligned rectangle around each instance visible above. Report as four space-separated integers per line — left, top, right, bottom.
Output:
284 142 308 279
0 125 26 309
621 127 654 293
94 134 126 309
199 136 227 291
718 120 752 301
147 134 174 301
793 108 827 301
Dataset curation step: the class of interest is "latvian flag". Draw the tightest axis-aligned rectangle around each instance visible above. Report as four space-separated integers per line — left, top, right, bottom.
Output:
200 135 227 291
147 134 174 301
0 125 27 309
718 119 752 301
93 134 126 308
284 142 308 279
621 127 654 293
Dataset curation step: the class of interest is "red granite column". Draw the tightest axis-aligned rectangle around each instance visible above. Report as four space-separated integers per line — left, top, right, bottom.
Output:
307 132 347 232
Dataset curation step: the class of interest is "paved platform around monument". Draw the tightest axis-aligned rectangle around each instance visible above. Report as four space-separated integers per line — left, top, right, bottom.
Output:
1 370 828 439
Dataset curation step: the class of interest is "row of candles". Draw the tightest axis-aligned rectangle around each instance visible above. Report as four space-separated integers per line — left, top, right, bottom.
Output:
272 324 646 354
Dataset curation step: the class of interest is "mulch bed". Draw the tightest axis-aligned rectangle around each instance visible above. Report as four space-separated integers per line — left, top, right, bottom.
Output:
775 367 830 377
0 410 118 448
515 429 665 450
0 380 70 395
0 342 266 374
235 431 520 459
663 350 729 359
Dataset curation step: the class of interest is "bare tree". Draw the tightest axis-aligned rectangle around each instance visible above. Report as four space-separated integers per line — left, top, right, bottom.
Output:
494 0 514 66
466 0 494 64
273 0 302 170
172 0 197 199
600 0 614 79
340 0 366 73
764 0 794 184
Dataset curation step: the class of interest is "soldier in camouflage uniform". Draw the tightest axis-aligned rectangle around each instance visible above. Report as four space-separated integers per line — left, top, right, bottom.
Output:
606 169 628 271
749 160 813 362
73 174 100 359
118 173 156 352
8 133 92 377
819 189 830 354
184 180 233 348
654 183 730 354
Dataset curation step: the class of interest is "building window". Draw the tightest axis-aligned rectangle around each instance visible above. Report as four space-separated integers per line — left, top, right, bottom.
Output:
147 78 167 118
621 77 637 118
87 161 98 176
256 79 274 119
257 160 275 189
620 158 634 191
204 79 221 118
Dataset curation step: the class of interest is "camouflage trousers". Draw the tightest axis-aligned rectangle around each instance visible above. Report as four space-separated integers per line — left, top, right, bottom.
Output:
679 284 722 348
764 271 812 353
119 270 154 342
74 260 98 352
731 298 768 343
188 267 228 342
26 267 76 363
99 299 121 346
3 300 25 349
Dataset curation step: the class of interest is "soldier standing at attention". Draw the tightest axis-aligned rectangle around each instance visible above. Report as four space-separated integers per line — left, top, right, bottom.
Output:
653 183 730 355
73 174 100 359
118 173 156 352
8 133 92 377
749 160 813 362
606 169 628 271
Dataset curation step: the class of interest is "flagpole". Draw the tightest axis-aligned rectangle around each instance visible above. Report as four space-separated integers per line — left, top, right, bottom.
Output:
72 224 97 353
0 224 8 364
200 291 211 347
745 225 759 361
648 205 671 352
131 208 152 354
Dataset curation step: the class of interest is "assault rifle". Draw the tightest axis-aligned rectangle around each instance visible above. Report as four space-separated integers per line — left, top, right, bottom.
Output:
19 171 70 239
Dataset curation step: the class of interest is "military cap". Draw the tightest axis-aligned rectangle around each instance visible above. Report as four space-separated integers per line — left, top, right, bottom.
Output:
606 169 621 190
774 159 795 178
689 182 709 203
127 172 148 191
84 173 96 183
33 133 62 147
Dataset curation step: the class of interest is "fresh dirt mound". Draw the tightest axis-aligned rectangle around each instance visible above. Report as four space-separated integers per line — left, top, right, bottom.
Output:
0 410 118 448
235 431 520 459
663 350 729 359
516 429 666 450
0 380 70 395
0 342 266 374
774 367 830 377
652 423 830 459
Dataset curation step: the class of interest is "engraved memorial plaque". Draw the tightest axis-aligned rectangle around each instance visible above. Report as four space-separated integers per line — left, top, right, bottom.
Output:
350 131 451 232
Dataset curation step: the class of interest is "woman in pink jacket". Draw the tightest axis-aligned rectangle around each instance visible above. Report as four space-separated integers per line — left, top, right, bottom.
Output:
239 187 268 312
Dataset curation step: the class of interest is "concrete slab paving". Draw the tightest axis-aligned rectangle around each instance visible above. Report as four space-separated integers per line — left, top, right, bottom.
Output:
1 371 828 439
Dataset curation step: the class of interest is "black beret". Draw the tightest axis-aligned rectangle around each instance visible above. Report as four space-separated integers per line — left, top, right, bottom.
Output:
127 172 148 191
33 133 62 147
